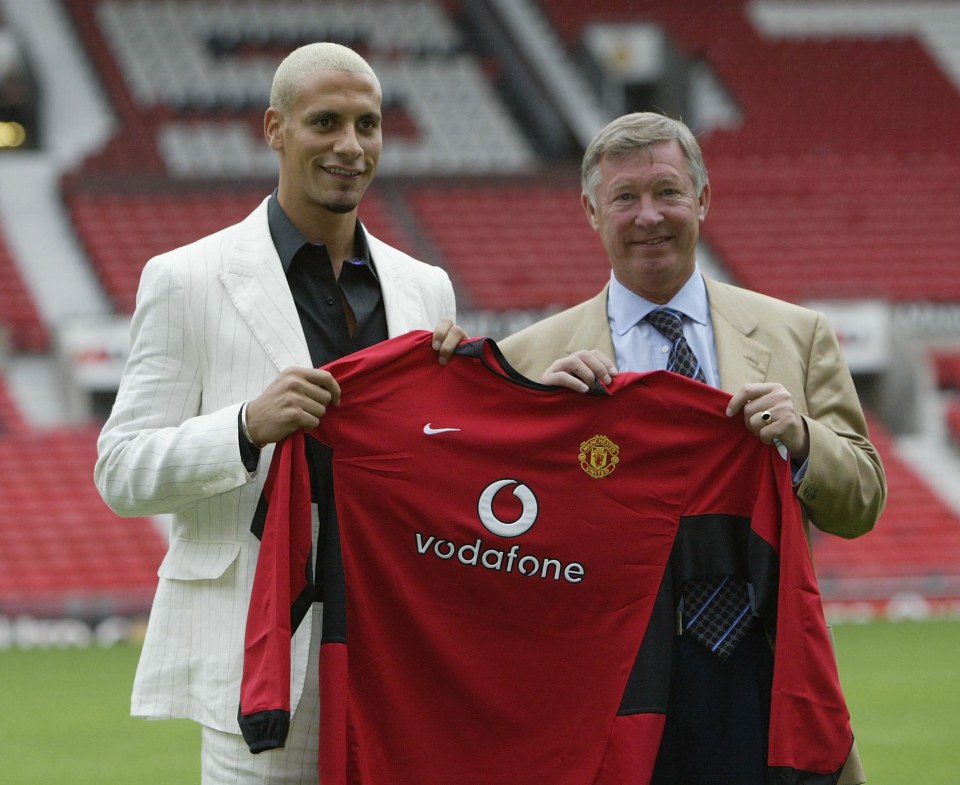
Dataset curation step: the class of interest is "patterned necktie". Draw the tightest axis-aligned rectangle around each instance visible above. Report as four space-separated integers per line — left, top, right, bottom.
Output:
644 308 754 658
643 308 706 383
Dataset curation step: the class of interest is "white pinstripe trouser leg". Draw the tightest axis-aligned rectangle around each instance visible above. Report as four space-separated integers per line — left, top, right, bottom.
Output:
201 605 322 785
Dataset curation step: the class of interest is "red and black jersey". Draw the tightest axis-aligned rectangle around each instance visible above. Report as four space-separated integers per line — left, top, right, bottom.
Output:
240 331 852 785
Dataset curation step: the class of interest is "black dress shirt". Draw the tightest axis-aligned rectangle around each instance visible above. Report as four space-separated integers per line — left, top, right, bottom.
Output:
268 193 388 368
242 192 389 612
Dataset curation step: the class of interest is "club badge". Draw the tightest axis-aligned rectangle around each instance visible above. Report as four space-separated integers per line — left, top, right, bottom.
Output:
579 435 620 479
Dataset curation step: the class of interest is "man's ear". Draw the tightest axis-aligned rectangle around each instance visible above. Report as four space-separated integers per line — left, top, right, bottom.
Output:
264 107 283 151
698 181 711 221
581 191 600 231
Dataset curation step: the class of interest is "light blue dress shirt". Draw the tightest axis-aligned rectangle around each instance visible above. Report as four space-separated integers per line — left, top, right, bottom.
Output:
607 264 720 387
608 265 802 474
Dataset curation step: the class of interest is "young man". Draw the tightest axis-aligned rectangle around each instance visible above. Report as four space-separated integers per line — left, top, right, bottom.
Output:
95 43 461 784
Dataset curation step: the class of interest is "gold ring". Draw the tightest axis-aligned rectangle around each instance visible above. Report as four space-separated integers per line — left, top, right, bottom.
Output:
760 410 773 423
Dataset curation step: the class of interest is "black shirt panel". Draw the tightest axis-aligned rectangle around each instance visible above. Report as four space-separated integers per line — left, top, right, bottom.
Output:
265 193 389 605
267 192 387 368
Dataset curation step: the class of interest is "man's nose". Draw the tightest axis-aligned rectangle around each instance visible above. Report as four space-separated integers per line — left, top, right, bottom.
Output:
633 196 663 226
333 126 363 158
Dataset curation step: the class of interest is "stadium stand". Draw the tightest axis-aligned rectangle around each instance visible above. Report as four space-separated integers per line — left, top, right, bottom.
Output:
706 156 960 304
538 0 960 304
60 0 960 307
812 413 960 604
0 414 168 617
0 371 26 436
0 223 47 352
931 346 960 445
64 185 417 314
65 187 266 314
62 0 535 179
407 178 609 310
948 400 960 447
1 0 959 623
931 347 960 391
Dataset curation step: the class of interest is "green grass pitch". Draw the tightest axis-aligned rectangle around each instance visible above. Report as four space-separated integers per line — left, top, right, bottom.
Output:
0 619 957 784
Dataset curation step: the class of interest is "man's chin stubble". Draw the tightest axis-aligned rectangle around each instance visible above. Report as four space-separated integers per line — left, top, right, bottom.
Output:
320 199 360 215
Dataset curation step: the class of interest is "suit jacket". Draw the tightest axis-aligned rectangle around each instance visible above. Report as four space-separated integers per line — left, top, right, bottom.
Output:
94 196 456 733
498 277 885 540
499 276 883 784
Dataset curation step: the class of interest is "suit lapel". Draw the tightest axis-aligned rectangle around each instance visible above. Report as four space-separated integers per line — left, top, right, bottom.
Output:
705 277 771 394
568 285 616 359
368 233 424 337
219 199 311 371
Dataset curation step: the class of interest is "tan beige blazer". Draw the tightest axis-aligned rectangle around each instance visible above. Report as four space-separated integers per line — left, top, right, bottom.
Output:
499 276 882 783
499 277 885 539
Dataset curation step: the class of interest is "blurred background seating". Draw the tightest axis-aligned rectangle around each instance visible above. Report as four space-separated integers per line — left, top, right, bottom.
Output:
1 0 959 623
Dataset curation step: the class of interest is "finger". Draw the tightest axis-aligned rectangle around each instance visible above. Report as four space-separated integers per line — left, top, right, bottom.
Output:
726 382 777 417
578 350 617 385
302 369 341 406
431 318 454 352
725 388 750 417
435 324 467 365
541 358 596 392
297 397 332 425
542 371 590 393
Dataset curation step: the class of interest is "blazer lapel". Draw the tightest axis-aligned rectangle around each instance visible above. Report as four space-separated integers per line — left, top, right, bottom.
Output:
567 285 616 359
219 199 311 371
705 277 771 394
367 234 425 337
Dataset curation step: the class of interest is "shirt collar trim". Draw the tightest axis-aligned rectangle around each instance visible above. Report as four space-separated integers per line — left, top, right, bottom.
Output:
608 265 708 336
267 191 377 279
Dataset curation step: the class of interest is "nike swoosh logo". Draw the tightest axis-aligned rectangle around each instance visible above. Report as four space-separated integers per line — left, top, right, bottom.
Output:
423 423 461 435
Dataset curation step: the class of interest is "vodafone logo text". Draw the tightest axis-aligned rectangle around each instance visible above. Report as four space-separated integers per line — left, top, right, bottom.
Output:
414 478 585 584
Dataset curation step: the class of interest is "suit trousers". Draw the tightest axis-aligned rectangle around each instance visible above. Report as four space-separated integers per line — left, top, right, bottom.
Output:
651 623 775 785
201 605 322 785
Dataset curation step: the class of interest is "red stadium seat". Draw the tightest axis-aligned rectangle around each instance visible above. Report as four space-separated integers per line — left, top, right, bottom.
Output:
538 1 960 304
23 0 960 614
407 180 608 310
811 413 960 595
931 348 960 391
0 425 169 616
0 226 48 352
64 186 416 314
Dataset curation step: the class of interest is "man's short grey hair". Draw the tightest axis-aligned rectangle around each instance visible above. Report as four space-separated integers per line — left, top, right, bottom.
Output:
270 42 381 115
581 112 708 207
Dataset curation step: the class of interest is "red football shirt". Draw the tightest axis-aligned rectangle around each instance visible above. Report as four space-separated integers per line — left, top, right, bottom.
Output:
241 331 851 785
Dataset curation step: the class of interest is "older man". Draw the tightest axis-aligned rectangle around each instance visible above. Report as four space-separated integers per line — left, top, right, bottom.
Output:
500 112 884 785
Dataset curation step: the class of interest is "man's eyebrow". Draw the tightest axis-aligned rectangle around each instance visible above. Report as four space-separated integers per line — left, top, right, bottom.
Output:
306 109 381 123
306 109 339 122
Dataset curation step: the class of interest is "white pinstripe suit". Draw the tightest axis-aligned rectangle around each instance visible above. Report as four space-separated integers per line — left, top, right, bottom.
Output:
95 196 456 736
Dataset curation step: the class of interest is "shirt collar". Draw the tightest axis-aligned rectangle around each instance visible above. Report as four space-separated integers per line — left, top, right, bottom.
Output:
608 264 709 336
267 191 377 278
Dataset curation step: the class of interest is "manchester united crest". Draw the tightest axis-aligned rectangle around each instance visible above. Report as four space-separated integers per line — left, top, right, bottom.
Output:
579 435 620 479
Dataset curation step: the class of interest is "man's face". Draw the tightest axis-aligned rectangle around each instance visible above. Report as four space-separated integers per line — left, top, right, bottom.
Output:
266 68 382 217
583 140 709 303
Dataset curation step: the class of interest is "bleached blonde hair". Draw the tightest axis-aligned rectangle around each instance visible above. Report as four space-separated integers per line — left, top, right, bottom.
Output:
270 42 380 115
